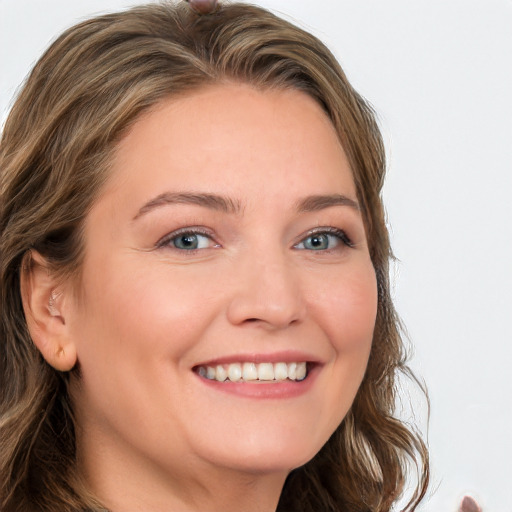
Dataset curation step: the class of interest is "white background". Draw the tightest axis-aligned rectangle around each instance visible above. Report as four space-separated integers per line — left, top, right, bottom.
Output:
1 1 511 510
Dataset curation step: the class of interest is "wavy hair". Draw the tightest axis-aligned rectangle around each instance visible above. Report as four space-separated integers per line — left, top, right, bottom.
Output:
0 2 429 511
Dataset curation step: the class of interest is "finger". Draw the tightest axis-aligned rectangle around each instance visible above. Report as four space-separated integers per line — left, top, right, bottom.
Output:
459 495 482 512
185 0 219 14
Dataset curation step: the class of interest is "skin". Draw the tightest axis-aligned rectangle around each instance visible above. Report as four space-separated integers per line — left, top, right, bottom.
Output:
53 84 378 511
460 496 482 512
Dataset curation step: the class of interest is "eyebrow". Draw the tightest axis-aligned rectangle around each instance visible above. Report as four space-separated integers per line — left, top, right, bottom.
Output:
133 191 360 220
133 192 242 219
295 194 360 213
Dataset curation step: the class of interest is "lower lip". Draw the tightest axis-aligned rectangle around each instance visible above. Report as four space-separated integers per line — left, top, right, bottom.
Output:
194 365 319 399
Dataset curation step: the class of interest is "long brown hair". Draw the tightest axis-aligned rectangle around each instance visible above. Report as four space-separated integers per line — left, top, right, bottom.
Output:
0 2 429 510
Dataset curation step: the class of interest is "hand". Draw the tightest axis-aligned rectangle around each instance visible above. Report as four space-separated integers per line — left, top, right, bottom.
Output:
459 496 482 512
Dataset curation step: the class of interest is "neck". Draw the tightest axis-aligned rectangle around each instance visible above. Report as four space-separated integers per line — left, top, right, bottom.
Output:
88 461 286 512
77 424 287 512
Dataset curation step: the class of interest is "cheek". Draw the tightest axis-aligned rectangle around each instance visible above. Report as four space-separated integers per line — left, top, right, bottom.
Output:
71 256 229 379
299 261 377 448
308 261 378 353
68 259 222 432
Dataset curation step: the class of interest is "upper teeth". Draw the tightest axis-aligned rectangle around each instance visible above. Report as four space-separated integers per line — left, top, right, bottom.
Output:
197 362 307 382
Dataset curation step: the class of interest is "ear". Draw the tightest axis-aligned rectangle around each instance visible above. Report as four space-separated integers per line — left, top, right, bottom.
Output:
20 250 77 372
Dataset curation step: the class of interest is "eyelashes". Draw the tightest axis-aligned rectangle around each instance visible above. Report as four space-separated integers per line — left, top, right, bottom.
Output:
156 227 219 251
156 226 353 254
293 227 353 251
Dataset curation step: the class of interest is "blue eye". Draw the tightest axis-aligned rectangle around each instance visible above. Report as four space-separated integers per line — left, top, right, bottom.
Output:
295 229 351 251
169 232 213 250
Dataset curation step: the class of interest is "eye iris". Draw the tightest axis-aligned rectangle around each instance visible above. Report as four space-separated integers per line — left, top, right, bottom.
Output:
306 234 329 250
174 234 198 250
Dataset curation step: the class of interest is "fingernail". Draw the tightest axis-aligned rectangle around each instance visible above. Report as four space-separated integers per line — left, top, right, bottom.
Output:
460 496 481 512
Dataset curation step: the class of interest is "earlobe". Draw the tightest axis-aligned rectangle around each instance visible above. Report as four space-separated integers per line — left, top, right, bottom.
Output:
20 250 77 372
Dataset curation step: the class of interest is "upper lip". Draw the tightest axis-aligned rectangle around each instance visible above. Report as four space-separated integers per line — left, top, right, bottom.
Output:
193 350 323 368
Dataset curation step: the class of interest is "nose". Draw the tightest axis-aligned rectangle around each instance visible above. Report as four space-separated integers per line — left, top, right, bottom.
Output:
226 252 306 330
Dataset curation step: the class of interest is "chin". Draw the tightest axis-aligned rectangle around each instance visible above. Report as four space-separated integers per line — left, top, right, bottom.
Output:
198 429 327 475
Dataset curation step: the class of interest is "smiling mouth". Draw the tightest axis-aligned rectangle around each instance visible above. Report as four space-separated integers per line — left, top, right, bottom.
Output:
195 362 309 383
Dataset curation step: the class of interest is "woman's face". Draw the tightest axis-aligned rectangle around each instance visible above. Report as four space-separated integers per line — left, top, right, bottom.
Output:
67 84 377 485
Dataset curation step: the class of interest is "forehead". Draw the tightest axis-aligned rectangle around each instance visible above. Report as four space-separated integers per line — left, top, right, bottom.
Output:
101 83 356 208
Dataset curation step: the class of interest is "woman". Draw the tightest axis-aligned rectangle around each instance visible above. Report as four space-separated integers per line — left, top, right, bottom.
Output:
0 1 434 511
